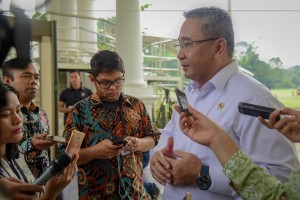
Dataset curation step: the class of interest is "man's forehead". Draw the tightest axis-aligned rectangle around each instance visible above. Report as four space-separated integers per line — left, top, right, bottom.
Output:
13 64 39 75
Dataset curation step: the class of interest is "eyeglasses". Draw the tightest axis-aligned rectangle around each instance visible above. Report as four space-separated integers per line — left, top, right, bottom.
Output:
173 38 219 51
93 76 125 89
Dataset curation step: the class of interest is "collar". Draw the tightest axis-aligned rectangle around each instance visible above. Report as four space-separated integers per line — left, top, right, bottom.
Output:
21 102 39 113
90 93 133 108
70 86 83 90
188 60 238 92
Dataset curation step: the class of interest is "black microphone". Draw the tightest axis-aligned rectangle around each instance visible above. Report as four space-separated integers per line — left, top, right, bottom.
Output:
34 152 72 186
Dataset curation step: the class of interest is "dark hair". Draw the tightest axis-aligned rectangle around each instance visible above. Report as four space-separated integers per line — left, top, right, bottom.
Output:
0 83 20 161
90 50 125 76
69 70 80 76
184 7 234 57
2 58 33 81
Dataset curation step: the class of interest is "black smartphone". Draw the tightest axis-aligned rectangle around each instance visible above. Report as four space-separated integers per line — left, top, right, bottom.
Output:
238 102 280 121
175 88 190 115
112 136 128 146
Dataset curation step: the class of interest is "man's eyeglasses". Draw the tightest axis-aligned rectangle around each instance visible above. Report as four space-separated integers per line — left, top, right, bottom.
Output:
173 38 219 52
93 76 125 89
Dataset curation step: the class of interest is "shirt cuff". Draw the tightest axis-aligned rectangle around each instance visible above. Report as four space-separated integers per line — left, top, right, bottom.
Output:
223 150 256 187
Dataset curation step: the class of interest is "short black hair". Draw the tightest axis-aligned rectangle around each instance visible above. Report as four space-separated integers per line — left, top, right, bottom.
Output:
2 58 33 80
69 69 80 76
184 7 235 57
0 83 19 161
90 50 125 76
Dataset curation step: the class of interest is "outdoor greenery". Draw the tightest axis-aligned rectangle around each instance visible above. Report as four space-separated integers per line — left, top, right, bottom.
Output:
237 42 300 89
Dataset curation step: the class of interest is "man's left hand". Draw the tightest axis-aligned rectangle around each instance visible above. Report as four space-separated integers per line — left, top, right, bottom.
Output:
166 150 202 186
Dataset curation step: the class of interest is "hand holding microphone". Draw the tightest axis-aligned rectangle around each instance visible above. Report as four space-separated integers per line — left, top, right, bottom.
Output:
36 153 79 200
34 151 73 186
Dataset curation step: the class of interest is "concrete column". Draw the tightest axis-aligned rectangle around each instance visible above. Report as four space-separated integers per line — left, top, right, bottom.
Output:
77 0 98 54
47 0 77 50
115 0 157 118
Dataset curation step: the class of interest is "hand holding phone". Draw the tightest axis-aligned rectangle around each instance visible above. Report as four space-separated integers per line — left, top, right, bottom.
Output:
238 102 280 121
175 88 190 115
42 135 67 144
112 136 127 146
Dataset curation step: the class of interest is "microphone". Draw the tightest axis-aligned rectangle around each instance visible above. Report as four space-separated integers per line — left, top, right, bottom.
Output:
34 152 72 186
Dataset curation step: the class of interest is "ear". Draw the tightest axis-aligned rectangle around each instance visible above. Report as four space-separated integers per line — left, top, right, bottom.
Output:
89 74 95 83
214 38 227 58
3 76 11 84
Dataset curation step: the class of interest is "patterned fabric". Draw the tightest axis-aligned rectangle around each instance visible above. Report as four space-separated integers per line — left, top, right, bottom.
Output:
0 146 36 184
224 150 300 200
63 93 160 200
20 102 50 178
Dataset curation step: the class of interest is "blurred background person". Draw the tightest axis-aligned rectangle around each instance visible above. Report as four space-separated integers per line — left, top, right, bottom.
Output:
58 70 93 125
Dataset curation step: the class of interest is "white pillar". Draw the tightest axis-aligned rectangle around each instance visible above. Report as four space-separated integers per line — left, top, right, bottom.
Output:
77 0 98 54
115 0 157 118
47 0 77 50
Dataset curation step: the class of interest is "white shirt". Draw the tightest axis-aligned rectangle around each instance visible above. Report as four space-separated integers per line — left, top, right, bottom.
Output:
154 60 300 200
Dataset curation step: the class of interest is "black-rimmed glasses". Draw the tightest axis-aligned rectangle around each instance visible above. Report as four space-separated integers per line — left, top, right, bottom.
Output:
93 76 125 89
173 38 219 51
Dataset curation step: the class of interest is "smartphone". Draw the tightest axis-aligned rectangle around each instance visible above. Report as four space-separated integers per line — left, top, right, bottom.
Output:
65 130 85 157
42 135 67 144
112 136 127 146
175 88 190 115
238 102 280 121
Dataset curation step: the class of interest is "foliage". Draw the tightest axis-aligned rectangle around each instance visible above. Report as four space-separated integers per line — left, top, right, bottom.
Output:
141 4 153 11
32 11 47 20
237 42 300 89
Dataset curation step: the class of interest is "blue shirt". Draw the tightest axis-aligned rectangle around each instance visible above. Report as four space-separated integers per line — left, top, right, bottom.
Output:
155 60 300 199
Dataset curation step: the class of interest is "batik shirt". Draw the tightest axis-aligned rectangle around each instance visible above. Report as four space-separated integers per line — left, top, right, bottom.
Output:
63 93 160 200
20 102 50 178
224 150 300 200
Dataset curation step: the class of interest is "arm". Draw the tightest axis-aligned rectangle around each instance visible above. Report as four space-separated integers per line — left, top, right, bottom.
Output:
39 155 78 200
58 101 72 114
223 150 285 200
122 101 160 153
178 105 291 199
77 139 122 165
0 177 43 200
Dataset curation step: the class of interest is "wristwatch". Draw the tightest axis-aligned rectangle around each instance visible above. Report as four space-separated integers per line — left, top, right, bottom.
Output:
196 165 212 190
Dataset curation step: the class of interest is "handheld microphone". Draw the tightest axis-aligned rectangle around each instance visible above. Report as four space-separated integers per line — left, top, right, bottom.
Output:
34 152 72 186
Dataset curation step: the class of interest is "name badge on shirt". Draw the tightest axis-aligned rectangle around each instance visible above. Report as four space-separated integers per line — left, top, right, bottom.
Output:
217 102 225 111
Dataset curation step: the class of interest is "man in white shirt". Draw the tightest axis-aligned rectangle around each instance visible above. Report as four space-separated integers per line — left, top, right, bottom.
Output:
150 7 299 199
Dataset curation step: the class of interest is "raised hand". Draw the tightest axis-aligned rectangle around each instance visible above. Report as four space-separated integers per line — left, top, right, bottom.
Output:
174 105 226 147
259 107 300 142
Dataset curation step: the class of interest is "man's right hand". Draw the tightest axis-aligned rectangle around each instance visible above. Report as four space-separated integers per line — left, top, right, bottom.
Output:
259 107 300 142
31 133 55 151
90 139 123 159
150 144 175 186
0 177 43 200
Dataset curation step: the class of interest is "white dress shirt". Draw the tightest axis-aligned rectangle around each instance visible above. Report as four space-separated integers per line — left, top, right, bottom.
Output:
154 60 300 200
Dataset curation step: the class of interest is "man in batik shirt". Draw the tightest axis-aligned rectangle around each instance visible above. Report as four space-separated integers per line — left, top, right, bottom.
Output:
2 58 55 177
63 50 160 199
